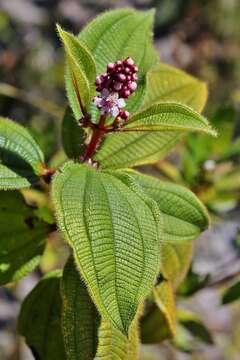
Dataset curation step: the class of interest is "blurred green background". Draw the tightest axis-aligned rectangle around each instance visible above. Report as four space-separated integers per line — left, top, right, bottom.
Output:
0 0 240 359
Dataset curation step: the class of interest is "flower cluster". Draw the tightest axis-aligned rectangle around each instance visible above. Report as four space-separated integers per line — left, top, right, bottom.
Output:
93 57 138 122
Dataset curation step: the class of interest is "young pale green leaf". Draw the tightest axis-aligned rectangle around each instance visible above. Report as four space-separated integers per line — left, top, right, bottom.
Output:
61 256 100 360
79 8 159 113
57 25 96 119
18 271 66 360
153 280 176 338
94 64 209 169
52 162 162 334
144 63 208 112
0 117 44 189
160 242 193 287
61 107 86 159
96 315 140 359
0 191 49 285
141 280 176 344
222 280 240 305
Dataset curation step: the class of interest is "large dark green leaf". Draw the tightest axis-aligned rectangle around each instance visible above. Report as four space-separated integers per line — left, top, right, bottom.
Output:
52 162 162 334
61 256 99 360
18 271 66 360
61 107 86 159
0 191 49 285
0 117 44 189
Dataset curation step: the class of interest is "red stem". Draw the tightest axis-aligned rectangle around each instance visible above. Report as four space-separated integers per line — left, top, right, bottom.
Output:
83 115 107 161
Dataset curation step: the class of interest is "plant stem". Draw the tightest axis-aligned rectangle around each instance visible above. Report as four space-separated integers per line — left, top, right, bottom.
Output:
83 115 107 161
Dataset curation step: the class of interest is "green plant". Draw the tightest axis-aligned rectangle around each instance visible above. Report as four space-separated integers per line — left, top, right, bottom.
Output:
0 8 217 359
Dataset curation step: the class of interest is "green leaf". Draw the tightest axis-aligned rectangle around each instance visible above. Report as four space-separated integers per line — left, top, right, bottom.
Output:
124 171 209 242
177 309 214 345
160 242 193 287
61 107 86 159
96 316 140 359
57 25 96 119
141 306 171 344
177 268 210 297
79 8 159 113
94 64 209 169
141 280 176 344
113 170 209 286
95 102 216 169
0 191 48 285
222 280 240 305
52 162 162 334
61 256 100 360
144 63 208 111
122 102 216 135
18 271 66 359
0 117 44 189
153 280 176 338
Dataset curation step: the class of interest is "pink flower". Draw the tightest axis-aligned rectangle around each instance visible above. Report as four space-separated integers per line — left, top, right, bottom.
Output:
94 89 126 118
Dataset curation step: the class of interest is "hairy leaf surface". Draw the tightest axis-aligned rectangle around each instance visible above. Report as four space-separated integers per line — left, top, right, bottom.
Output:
0 191 48 285
95 316 139 360
57 25 96 119
61 107 86 159
122 170 209 242
94 65 209 169
61 256 99 360
79 8 159 113
18 271 66 359
0 117 44 189
144 63 208 110
123 103 216 135
124 170 208 285
52 162 161 334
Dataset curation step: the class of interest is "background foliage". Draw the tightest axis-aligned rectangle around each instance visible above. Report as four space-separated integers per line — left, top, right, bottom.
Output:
0 1 240 360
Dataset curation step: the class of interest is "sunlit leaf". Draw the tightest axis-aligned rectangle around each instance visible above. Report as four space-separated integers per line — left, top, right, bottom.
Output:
94 63 209 169
126 170 209 243
141 280 176 344
96 315 140 359
57 25 96 119
153 280 176 337
144 63 208 111
0 117 44 189
52 162 162 334
79 8 159 113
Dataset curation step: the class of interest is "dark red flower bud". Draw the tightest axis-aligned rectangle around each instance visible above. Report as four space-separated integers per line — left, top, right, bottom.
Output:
119 110 130 120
